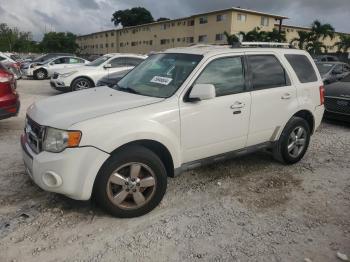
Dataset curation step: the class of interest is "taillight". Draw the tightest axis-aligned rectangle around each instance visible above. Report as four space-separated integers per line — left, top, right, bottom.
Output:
0 74 13 83
319 85 325 105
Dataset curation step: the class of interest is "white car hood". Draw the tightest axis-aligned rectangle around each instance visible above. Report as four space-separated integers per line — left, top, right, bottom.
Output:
27 87 163 129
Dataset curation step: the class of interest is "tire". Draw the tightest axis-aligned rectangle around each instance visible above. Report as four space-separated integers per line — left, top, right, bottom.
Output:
71 77 93 91
34 69 47 80
94 145 168 218
274 117 311 164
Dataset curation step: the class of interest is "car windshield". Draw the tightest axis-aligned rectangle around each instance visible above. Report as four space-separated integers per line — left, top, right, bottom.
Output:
116 53 203 98
317 63 334 74
86 56 111 66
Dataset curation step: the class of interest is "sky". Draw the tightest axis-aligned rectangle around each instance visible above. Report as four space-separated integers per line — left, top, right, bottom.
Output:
0 0 349 40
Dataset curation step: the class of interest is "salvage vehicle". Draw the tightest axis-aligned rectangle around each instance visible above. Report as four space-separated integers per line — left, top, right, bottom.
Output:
0 63 19 120
22 43 324 218
96 69 132 87
24 56 89 80
50 54 146 92
324 74 350 122
316 62 350 84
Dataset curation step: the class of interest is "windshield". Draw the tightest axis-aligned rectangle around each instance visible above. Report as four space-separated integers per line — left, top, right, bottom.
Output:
86 55 111 66
116 53 202 98
317 63 334 75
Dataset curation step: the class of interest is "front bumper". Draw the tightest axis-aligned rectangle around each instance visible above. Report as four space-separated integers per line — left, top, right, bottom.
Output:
0 101 20 120
50 78 70 92
21 135 109 200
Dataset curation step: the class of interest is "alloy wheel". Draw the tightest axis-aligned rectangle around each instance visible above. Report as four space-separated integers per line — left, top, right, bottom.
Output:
75 80 90 90
287 126 307 158
106 162 157 210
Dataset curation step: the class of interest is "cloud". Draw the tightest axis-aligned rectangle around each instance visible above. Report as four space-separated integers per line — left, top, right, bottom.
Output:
0 0 348 40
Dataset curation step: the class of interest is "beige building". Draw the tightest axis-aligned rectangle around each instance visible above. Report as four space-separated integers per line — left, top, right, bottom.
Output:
276 24 348 52
77 7 287 55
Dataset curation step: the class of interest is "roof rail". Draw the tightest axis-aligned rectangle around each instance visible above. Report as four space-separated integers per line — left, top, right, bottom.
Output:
238 42 295 48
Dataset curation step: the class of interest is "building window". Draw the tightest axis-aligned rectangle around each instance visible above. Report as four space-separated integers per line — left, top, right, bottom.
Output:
120 43 124 47
105 33 108 37
111 32 114 36
111 43 114 47
217 14 226 22
237 13 247 22
187 37 194 43
198 35 208 43
149 40 153 45
100 34 103 38
199 17 208 24
100 44 103 48
261 16 269 26
215 33 224 41
187 20 195 26
131 42 137 46
160 39 167 45
105 43 109 48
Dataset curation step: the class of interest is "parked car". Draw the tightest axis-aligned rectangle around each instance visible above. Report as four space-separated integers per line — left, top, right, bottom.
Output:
0 63 19 120
2 61 23 80
96 69 132 87
324 74 350 122
23 56 89 80
21 53 74 70
22 45 324 218
50 53 146 92
314 55 339 62
316 62 350 84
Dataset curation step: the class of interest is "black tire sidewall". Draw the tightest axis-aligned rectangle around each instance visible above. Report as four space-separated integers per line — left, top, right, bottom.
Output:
35 69 47 80
279 117 311 164
94 146 168 218
72 77 92 91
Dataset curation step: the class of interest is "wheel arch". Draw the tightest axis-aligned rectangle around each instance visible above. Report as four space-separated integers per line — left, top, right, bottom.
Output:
292 110 315 134
109 139 175 178
70 75 95 88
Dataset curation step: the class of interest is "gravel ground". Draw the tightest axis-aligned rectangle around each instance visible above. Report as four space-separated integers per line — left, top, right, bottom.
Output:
0 80 349 262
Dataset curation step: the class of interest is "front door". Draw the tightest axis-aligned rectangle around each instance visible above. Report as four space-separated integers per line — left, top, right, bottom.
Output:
180 54 251 163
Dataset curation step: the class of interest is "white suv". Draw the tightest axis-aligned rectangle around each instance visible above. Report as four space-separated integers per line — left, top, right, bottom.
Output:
21 45 325 218
50 53 147 92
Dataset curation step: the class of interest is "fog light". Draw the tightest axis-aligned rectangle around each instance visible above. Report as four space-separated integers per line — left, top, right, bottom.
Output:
42 171 62 188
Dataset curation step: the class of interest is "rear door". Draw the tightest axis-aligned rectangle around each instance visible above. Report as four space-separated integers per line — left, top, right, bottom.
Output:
246 52 297 146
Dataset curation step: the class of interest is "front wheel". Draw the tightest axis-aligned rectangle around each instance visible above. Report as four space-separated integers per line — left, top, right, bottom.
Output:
71 77 93 91
94 146 167 218
34 69 47 80
274 117 311 164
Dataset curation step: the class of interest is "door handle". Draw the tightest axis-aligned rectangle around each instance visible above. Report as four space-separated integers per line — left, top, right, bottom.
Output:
231 102 245 109
281 93 292 100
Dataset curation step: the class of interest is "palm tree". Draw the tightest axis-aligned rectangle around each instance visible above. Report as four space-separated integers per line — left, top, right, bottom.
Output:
224 31 240 46
265 29 286 42
291 31 312 49
334 34 350 52
310 20 335 41
239 27 265 41
306 41 327 55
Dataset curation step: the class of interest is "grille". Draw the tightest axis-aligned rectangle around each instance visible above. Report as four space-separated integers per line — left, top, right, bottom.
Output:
325 97 350 115
25 117 45 153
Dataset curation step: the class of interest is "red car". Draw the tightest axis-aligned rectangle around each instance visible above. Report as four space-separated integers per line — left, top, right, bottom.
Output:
0 63 20 120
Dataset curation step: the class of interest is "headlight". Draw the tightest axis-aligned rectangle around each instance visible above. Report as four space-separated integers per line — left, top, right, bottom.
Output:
43 127 82 153
60 71 77 78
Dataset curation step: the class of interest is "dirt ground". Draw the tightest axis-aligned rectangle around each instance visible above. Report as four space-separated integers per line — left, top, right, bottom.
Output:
0 80 349 262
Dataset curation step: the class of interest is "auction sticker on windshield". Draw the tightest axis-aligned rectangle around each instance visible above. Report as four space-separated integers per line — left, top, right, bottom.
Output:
151 76 173 85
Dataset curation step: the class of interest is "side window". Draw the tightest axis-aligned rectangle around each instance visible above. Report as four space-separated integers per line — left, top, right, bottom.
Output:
124 58 143 67
69 58 81 64
195 56 245 97
285 54 318 83
0 56 5 61
344 64 350 72
54 57 69 64
334 64 343 73
110 58 125 68
248 55 290 90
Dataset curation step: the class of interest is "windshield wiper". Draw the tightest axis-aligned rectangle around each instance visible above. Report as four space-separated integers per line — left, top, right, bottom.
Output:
114 84 141 95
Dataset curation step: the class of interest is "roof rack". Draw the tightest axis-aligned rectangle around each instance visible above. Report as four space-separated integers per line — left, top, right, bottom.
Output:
238 42 295 48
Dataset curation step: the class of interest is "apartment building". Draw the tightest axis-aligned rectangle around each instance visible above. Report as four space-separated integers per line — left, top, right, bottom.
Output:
276 24 347 52
77 7 287 55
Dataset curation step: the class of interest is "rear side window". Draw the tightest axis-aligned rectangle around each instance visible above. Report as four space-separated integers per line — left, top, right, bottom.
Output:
285 54 318 83
247 55 290 90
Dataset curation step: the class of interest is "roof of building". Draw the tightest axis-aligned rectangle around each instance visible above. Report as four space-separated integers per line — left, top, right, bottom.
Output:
275 24 350 35
77 7 289 38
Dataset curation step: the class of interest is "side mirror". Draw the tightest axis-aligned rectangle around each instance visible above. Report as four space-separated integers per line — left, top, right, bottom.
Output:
188 84 216 101
104 63 112 69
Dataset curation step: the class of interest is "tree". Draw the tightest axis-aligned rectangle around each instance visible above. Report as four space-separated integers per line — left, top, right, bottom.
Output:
306 41 327 55
224 31 240 46
310 20 335 41
265 28 286 42
0 23 18 52
334 34 350 52
111 7 154 27
157 17 170 22
290 31 312 49
40 32 78 53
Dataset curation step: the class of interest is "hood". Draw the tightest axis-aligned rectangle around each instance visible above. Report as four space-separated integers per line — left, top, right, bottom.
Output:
27 87 163 129
324 81 350 97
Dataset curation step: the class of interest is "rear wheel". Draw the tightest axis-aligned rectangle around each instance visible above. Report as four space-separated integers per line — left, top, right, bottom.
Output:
274 117 311 164
94 146 167 218
34 69 47 80
71 77 93 91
